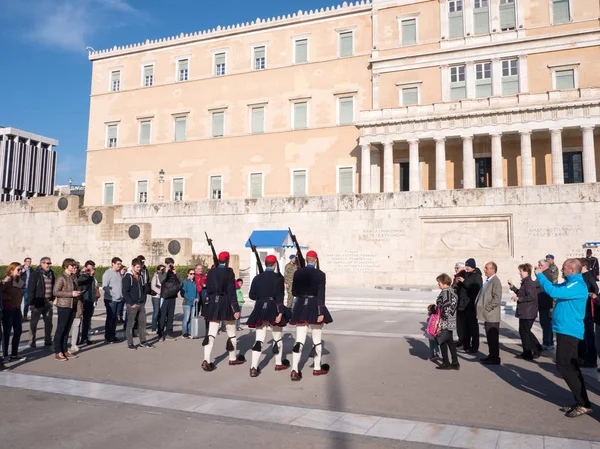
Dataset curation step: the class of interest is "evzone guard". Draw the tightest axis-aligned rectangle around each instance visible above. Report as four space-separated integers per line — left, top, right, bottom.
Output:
246 254 290 377
289 250 333 381
201 251 246 372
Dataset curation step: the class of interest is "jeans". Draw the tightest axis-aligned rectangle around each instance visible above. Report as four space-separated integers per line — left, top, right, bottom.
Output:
22 291 30 319
2 309 23 357
556 333 591 408
104 300 119 342
80 301 96 343
429 338 440 358
53 307 76 354
182 304 193 335
159 298 176 336
236 306 242 328
519 318 542 357
126 304 147 346
30 301 53 345
151 297 161 332
484 322 500 360
116 301 125 320
538 309 553 346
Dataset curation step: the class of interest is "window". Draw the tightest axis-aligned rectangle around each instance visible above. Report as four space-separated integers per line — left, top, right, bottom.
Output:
178 59 189 82
212 111 225 138
210 175 222 200
555 69 575 89
401 87 419 106
502 59 519 95
339 31 354 57
399 162 410 192
143 65 154 87
473 0 490 35
103 182 114 205
337 167 354 194
450 65 466 100
249 173 263 198
214 52 226 76
110 70 120 92
139 120 151 145
172 178 184 202
292 170 307 196
106 124 118 148
338 96 354 125
552 0 570 24
500 0 516 31
137 180 148 203
448 0 464 39
563 152 583 184
292 102 308 130
253 46 266 70
400 19 417 46
174 116 187 142
294 38 308 64
251 107 265 134
475 62 492 98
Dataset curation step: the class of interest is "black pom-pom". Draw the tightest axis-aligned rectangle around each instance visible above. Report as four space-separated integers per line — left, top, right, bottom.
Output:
226 338 234 351
322 364 330 372
202 336 209 346
282 359 290 367
237 354 246 362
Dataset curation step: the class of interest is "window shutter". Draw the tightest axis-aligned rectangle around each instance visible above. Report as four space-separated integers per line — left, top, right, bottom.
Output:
251 107 265 133
173 178 184 200
552 0 570 24
339 97 354 125
450 85 467 100
338 167 353 194
138 181 147 193
140 121 151 144
210 176 222 199
475 82 492 98
293 170 306 196
473 8 490 35
175 117 187 141
499 3 516 29
179 59 188 71
449 13 464 38
402 87 418 105
215 53 225 65
293 102 308 129
254 46 265 59
104 183 114 205
107 125 117 140
555 70 575 89
111 71 120 82
502 77 519 95
212 112 224 137
250 173 262 197
339 32 353 57
295 39 308 63
143 65 153 77
401 19 417 45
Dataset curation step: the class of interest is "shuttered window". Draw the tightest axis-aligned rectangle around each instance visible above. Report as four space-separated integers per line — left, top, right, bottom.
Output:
292 170 307 196
173 178 184 201
555 69 575 90
143 65 154 87
338 97 354 125
500 0 516 30
401 19 417 46
339 31 353 57
450 65 466 100
295 39 308 64
250 173 263 198
178 59 189 81
293 102 308 130
106 125 118 148
110 71 120 92
475 62 492 98
402 87 418 106
137 181 148 203
215 53 226 76
174 117 187 142
251 107 265 134
473 0 490 35
552 0 570 24
502 59 519 95
212 112 224 137
210 176 222 200
338 167 354 194
104 183 114 205
254 46 266 70
139 120 151 145
448 0 464 39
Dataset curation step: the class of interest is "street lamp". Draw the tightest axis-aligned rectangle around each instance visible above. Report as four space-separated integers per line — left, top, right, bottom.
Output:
158 169 165 202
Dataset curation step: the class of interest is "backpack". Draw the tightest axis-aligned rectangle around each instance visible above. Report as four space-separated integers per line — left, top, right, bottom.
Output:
427 306 441 337
160 272 181 299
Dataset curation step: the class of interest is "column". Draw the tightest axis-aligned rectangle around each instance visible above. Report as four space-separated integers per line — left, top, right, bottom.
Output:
464 0 474 36
371 149 381 192
466 62 476 99
490 0 500 32
440 0 449 39
462 135 476 189
518 55 528 94
441 65 450 102
582 125 597 183
360 143 371 193
435 137 447 190
520 130 533 186
550 128 564 185
490 133 503 187
491 58 502 96
372 73 380 110
408 139 420 191
383 140 394 193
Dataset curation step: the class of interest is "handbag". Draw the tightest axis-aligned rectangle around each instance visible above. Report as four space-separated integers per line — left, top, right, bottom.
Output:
436 329 452 345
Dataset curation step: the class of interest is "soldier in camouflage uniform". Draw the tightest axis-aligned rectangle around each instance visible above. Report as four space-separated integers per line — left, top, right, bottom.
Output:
284 255 297 308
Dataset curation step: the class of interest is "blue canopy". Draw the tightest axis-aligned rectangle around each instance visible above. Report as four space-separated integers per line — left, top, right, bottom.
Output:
245 230 294 248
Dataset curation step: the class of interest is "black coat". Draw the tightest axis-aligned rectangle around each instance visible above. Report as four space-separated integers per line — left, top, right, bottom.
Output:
205 266 239 313
249 270 285 305
536 268 554 311
160 270 181 300
292 266 326 306
27 268 55 308
459 268 482 312
123 273 146 305
512 276 538 320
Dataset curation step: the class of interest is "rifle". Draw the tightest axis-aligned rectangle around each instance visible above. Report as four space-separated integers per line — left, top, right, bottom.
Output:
288 227 306 268
205 232 219 267
248 238 264 274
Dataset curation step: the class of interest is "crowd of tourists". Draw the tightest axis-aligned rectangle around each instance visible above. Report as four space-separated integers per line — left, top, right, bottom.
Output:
425 250 600 419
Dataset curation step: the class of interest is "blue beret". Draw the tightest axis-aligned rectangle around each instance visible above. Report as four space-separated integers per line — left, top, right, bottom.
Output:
289 254 296 259
546 254 554 259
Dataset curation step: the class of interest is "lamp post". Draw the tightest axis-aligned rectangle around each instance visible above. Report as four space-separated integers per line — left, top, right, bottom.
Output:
158 169 165 202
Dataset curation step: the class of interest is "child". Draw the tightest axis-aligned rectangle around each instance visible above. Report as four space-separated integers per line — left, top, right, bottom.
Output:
427 304 440 361
235 278 245 331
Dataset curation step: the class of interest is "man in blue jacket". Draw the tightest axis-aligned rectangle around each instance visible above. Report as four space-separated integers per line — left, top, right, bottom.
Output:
536 258 592 418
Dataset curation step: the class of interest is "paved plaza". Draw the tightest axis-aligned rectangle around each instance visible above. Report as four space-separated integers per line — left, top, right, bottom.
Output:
0 288 599 448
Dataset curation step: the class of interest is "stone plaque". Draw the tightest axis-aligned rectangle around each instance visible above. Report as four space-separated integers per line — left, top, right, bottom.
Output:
57 197 68 211
168 240 181 255
128 225 140 240
91 211 103 225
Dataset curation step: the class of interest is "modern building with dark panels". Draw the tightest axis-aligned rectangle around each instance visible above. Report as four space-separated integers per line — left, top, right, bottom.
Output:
0 127 58 201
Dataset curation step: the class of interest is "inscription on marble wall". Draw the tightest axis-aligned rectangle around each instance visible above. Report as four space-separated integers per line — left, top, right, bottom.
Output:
359 229 406 242
324 251 379 272
528 225 582 238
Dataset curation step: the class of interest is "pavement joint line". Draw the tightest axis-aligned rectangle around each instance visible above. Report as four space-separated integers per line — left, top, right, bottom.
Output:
0 372 597 448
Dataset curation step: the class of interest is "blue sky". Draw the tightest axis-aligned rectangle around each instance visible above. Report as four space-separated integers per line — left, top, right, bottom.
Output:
0 0 345 185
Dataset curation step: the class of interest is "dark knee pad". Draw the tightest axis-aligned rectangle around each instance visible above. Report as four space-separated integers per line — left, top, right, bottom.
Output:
202 335 214 347
272 339 281 354
293 342 302 353
226 337 235 351
252 341 263 352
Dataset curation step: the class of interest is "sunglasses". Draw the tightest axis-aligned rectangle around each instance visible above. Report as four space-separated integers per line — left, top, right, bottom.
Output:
188 272 195 276
43 262 52 265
